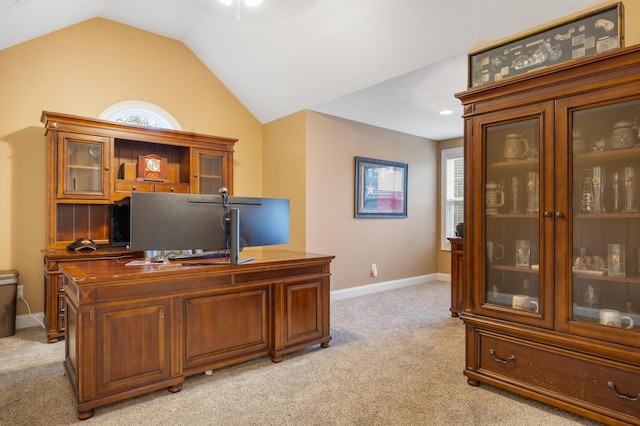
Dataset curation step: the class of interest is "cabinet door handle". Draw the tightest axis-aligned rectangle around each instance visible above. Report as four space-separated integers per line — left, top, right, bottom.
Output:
105 166 110 171
555 211 565 218
193 173 198 178
543 211 553 217
489 349 516 364
608 381 640 401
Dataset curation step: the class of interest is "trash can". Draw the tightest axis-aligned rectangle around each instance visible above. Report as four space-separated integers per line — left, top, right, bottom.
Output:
0 270 19 338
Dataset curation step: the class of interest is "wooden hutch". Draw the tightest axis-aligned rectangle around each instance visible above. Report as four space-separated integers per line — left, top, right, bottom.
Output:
456 45 640 424
42 111 235 342
447 237 464 317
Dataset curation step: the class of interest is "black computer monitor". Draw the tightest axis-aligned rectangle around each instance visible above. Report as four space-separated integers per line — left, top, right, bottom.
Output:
129 192 289 263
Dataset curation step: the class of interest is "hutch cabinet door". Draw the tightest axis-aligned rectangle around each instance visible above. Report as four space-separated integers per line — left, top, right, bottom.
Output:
468 102 555 329
191 148 230 195
555 82 640 347
56 133 111 200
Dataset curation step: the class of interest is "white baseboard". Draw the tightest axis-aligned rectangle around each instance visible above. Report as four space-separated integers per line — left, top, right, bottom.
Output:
16 273 453 328
16 312 45 330
438 272 451 282
331 273 449 301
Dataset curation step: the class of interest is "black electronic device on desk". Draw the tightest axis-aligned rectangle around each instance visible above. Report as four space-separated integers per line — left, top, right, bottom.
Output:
129 190 289 265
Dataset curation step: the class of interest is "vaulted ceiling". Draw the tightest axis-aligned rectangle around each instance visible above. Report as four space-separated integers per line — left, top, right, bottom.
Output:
1 0 604 140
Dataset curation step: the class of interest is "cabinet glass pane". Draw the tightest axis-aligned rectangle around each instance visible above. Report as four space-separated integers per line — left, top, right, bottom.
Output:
65 141 103 194
198 154 222 195
484 119 541 312
571 99 640 330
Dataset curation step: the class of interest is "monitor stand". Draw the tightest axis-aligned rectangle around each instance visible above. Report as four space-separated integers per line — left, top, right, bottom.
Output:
229 208 254 264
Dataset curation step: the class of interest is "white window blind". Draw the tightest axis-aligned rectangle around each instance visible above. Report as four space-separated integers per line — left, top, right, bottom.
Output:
441 147 464 250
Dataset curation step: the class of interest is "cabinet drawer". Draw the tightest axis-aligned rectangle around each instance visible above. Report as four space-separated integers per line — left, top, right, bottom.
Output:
114 180 154 193
114 180 189 193
154 182 189 193
56 273 65 292
478 331 640 420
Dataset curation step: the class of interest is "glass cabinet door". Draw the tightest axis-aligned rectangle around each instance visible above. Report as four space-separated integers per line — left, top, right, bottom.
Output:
57 133 110 199
569 97 640 342
192 149 226 195
473 103 554 328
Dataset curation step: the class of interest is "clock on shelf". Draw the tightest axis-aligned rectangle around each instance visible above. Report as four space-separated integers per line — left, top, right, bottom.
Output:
137 154 168 181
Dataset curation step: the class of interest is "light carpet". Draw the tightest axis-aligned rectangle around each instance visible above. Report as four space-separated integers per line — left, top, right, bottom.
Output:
0 281 602 425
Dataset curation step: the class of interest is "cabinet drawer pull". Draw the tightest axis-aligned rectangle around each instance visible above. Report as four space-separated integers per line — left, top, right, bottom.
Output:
608 381 640 401
489 348 516 364
170 187 175 192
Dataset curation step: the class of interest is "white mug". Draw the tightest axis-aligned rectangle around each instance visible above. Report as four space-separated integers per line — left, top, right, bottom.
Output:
512 294 539 312
599 309 634 328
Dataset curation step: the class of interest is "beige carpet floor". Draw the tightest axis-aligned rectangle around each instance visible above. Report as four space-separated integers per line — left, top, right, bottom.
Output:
0 280 603 425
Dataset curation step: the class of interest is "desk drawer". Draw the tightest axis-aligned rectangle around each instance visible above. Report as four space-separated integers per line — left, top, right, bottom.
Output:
478 331 640 420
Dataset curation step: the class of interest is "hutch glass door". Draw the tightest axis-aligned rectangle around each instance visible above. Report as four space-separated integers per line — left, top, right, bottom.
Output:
570 97 640 342
193 149 225 195
58 134 109 199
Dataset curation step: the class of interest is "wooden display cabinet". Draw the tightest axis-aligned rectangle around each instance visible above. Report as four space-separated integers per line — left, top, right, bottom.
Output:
456 45 640 425
41 111 236 342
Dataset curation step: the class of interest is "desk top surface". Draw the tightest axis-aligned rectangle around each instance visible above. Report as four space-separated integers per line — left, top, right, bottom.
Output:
59 249 334 285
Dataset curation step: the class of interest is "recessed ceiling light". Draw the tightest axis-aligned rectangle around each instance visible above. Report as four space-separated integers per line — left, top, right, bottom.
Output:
440 110 454 115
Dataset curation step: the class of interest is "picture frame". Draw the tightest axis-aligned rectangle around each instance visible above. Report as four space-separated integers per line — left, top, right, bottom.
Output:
468 2 623 88
355 156 407 218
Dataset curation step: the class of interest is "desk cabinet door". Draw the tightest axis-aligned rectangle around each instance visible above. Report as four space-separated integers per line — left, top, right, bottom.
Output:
94 300 173 396
273 278 329 351
182 286 270 373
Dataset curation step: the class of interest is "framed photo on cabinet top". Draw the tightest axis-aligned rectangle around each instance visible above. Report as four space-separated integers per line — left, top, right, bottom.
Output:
468 2 623 88
355 156 407 218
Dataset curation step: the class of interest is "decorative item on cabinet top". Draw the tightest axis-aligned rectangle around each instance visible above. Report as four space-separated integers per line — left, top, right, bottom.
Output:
468 2 622 87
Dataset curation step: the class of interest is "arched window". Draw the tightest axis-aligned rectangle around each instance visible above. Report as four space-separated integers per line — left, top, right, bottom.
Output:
99 101 182 130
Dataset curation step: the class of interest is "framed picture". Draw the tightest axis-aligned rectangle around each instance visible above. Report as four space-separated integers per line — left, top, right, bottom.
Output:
469 2 623 88
355 156 407 218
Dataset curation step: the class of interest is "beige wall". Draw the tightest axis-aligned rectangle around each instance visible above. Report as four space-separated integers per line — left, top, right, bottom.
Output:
0 18 263 315
262 111 306 251
304 112 438 290
265 111 439 290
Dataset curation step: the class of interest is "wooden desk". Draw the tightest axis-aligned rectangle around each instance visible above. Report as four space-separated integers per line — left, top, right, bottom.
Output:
61 250 334 420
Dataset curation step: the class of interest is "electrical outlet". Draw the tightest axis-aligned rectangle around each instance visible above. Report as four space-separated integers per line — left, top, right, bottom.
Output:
17 284 24 299
371 263 378 277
